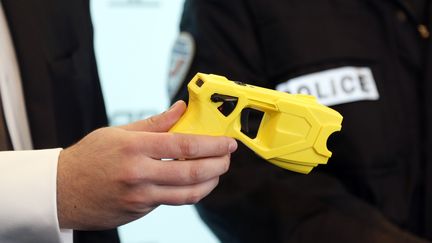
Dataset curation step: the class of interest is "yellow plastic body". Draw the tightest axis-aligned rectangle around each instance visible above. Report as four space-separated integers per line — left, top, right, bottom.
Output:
170 73 343 174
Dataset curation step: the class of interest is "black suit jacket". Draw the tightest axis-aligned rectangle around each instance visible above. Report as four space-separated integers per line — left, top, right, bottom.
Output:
2 0 119 242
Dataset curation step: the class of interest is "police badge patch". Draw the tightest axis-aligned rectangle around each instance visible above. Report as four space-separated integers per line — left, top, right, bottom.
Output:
276 67 380 106
167 31 195 99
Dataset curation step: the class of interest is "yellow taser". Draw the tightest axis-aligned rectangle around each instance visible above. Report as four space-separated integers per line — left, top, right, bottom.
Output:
170 73 343 174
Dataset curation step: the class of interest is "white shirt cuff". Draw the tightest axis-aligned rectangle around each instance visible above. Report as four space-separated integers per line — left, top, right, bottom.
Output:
0 148 72 243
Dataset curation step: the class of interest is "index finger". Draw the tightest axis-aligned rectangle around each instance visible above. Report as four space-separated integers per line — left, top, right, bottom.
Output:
139 132 238 159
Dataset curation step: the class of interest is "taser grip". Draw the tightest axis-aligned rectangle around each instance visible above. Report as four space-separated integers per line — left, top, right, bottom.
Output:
170 73 343 174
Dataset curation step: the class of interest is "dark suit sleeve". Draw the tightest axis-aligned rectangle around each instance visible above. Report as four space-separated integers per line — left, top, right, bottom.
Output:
2 0 118 242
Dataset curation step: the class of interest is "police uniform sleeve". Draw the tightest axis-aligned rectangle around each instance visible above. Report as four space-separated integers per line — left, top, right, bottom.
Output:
0 148 72 243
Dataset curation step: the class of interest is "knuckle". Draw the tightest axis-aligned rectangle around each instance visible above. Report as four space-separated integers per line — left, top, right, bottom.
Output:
178 136 198 158
120 187 155 213
218 140 228 154
118 134 141 155
121 194 145 212
188 164 204 182
184 191 203 204
117 163 143 185
121 194 140 208
146 115 160 130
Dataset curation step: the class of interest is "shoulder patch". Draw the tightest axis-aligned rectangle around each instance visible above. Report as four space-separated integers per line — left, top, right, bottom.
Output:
276 67 380 106
167 31 195 99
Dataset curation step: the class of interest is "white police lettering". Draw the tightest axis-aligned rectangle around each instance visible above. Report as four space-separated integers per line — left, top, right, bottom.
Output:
276 67 379 106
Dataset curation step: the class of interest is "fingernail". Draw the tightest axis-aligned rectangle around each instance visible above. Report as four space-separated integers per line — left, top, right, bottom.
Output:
229 140 238 153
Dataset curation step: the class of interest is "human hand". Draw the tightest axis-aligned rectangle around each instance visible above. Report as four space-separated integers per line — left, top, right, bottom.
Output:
56 101 237 230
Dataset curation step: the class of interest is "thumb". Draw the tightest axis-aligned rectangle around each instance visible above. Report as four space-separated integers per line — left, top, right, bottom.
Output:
120 100 187 132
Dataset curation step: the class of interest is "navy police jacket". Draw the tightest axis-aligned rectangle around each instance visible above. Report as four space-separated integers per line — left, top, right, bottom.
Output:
171 0 432 242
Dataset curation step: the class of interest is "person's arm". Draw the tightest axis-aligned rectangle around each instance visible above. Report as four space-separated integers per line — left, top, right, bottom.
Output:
0 100 237 241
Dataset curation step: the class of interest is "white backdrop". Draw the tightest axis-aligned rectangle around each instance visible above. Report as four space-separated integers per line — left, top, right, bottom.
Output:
91 0 219 242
